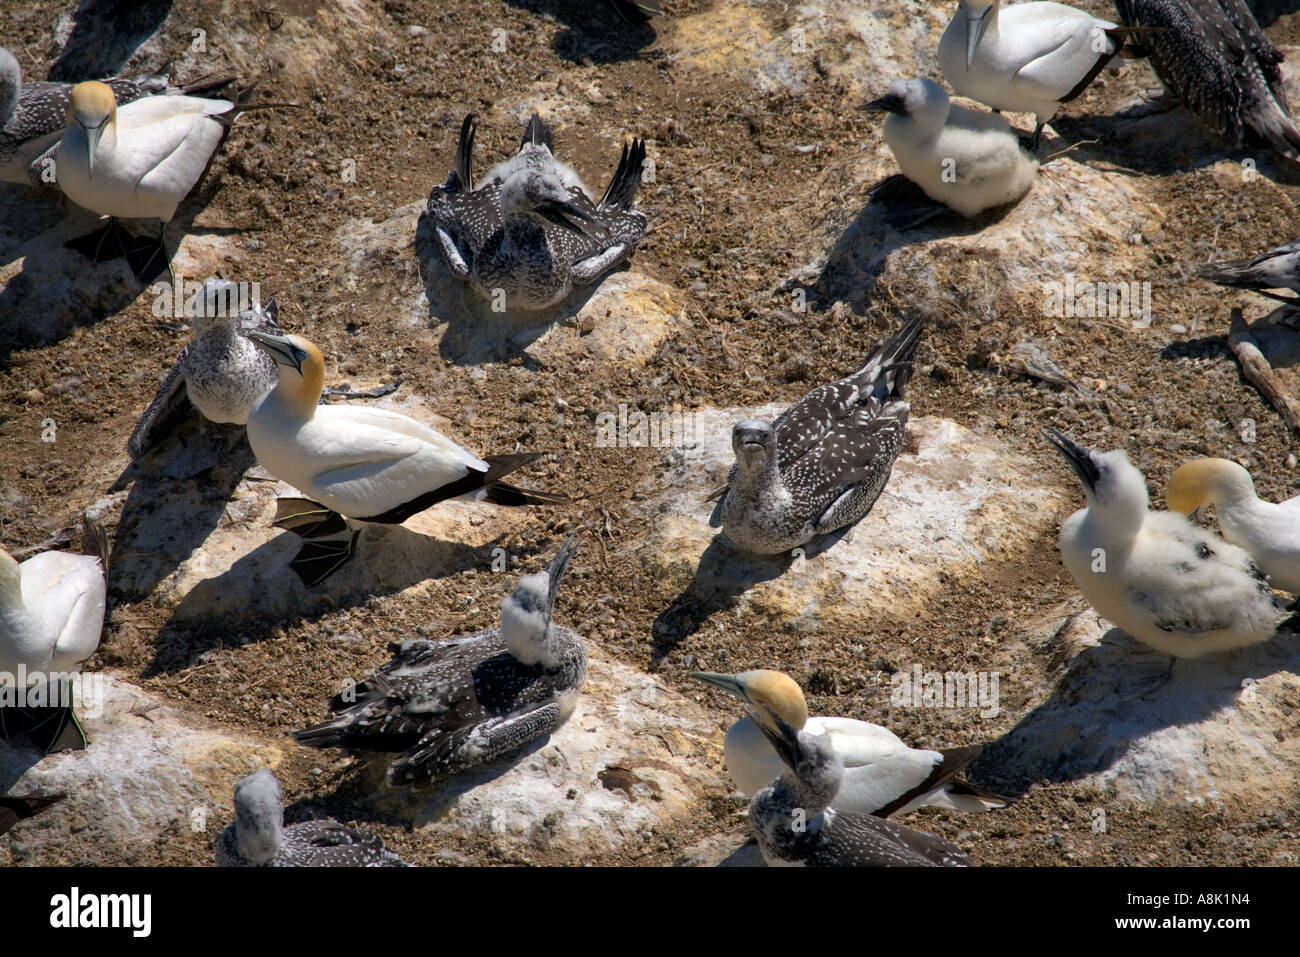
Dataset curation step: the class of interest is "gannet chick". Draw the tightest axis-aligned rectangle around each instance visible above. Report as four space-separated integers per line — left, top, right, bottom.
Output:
1167 458 1300 595
1114 0 1300 163
57 80 272 283
0 793 65 837
717 316 923 555
864 78 1038 219
429 113 647 311
294 538 587 785
0 47 232 185
1046 429 1288 658
939 0 1137 150
215 769 410 867
747 706 975 867
691 670 1010 816
127 279 280 461
245 330 568 585
1194 237 1300 307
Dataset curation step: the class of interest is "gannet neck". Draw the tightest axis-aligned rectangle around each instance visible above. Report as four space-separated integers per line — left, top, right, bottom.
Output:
0 547 21 607
250 332 324 420
501 570 562 668
1166 458 1258 514
232 769 284 864
789 730 844 816
0 48 19 122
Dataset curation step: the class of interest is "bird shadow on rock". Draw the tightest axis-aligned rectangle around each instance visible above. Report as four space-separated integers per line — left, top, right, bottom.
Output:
143 526 491 676
504 0 657 65
971 626 1300 798
1246 0 1300 29
46 0 176 81
413 209 607 366
0 742 48 793
650 526 851 662
806 177 1012 314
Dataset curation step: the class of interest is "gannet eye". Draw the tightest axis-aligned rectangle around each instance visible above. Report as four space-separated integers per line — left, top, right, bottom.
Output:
292 347 308 363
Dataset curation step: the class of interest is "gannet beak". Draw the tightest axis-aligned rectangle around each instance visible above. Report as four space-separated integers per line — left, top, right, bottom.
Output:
534 198 604 239
862 92 907 115
81 120 105 178
247 330 305 373
751 704 802 772
545 535 579 611
1044 428 1101 493
689 671 750 702
965 9 993 69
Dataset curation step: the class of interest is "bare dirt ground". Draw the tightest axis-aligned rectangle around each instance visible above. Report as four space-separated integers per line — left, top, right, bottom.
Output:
2 0 1299 866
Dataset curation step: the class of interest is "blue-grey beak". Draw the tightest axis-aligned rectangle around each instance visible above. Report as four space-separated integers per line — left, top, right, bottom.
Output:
965 8 993 69
80 118 106 178
246 330 304 373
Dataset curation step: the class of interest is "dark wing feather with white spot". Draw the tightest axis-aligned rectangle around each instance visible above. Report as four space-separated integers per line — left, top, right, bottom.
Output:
808 812 974 867
1194 236 1300 294
1114 0 1300 161
550 138 649 266
280 820 411 867
428 115 504 268
126 349 192 460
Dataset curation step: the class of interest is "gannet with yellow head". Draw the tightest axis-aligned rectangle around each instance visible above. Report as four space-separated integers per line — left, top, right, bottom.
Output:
245 330 567 585
1167 458 1300 595
690 669 1009 817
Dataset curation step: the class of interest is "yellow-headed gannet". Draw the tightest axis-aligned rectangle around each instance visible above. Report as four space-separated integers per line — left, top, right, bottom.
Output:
1167 458 1300 595
716 316 923 555
56 80 275 283
0 47 233 185
215 769 410 867
0 793 65 837
691 669 1010 816
245 331 567 585
1194 237 1300 308
1046 429 1289 658
747 705 975 867
1114 0 1300 163
939 0 1140 150
863 78 1038 219
295 538 586 784
429 114 647 310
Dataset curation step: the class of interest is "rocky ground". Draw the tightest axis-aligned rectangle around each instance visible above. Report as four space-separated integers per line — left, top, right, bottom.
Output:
2 0 1299 867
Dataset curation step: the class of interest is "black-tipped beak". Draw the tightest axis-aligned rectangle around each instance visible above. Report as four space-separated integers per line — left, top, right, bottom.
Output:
861 92 907 115
534 199 604 239
246 330 303 373
1044 428 1100 493
752 704 802 772
688 671 749 703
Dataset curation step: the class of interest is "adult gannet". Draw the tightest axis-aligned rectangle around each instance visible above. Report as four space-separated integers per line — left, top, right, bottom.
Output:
245 330 568 585
0 526 106 752
863 78 1038 219
1113 0 1300 163
56 80 274 283
938 0 1138 150
1046 429 1289 658
716 316 923 555
691 670 1009 816
294 538 586 784
428 113 648 311
1194 237 1300 307
0 793 65 837
0 47 232 185
215 769 410 867
747 706 975 867
1167 458 1300 595
127 279 280 460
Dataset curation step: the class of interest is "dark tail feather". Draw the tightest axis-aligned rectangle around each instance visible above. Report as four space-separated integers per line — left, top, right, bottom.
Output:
454 114 477 190
178 72 238 97
600 138 647 210
522 114 554 152
81 517 110 575
947 779 1014 809
875 315 926 399
484 482 571 507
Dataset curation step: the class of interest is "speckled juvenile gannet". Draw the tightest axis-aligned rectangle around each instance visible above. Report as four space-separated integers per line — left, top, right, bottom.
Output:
429 113 647 310
717 316 923 555
215 769 409 867
691 670 1009 816
246 330 567 585
0 47 232 185
0 793 65 837
295 538 586 785
56 80 276 283
939 0 1140 151
1046 429 1288 657
1167 458 1300 595
1194 237 1300 307
1114 0 1300 163
747 706 975 867
864 78 1038 219
127 279 280 460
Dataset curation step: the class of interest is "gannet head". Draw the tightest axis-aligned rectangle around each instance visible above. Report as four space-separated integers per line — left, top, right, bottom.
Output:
0 546 21 607
1166 458 1257 517
732 420 776 475
861 78 950 132
1045 428 1148 528
499 167 603 238
247 330 325 414
231 769 284 865
689 669 809 731
753 703 843 812
67 81 118 178
0 48 20 122
500 536 578 668
956 1 997 69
